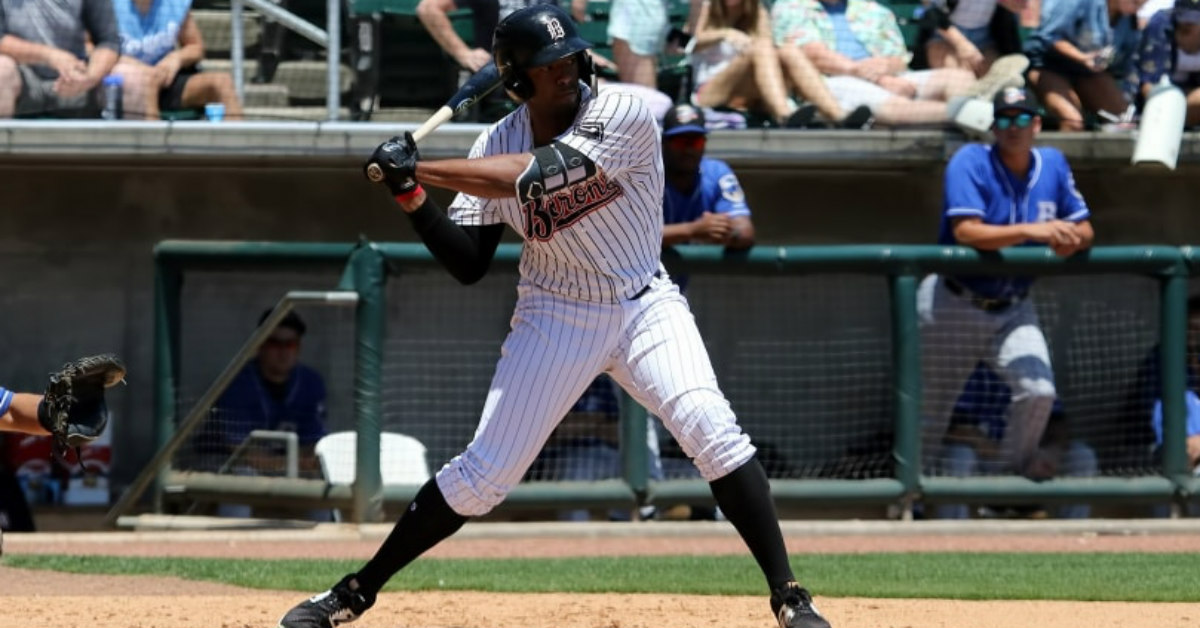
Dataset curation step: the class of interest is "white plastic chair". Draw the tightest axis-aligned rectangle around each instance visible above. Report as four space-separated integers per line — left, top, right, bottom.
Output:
314 431 432 521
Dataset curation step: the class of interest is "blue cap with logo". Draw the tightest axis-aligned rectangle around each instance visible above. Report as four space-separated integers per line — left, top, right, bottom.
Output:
993 86 1040 116
662 104 708 137
1176 0 1200 23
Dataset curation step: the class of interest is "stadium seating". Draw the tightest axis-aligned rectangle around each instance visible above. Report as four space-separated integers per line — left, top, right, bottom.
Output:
184 0 991 122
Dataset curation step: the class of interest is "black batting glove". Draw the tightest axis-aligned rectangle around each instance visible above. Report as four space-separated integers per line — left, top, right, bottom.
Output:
365 132 420 196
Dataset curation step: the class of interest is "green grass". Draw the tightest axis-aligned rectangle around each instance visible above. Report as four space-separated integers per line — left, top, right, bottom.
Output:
5 553 1200 602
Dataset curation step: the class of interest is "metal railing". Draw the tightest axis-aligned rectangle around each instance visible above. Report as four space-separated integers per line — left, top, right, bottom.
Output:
230 0 341 120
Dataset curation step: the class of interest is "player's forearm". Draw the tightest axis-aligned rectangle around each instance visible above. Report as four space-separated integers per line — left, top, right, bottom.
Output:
726 217 755 250
417 5 472 62
939 27 975 54
85 47 118 82
400 192 503 284
800 43 856 77
1074 220 1094 248
1050 40 1090 66
0 35 62 66
0 393 49 435
171 44 204 70
416 154 531 199
953 222 1037 250
662 223 696 246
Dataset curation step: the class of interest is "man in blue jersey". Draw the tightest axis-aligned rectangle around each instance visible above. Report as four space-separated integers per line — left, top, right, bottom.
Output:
918 86 1094 480
197 309 328 517
661 103 756 255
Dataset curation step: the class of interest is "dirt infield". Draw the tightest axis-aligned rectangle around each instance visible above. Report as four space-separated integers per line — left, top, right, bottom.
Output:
3 524 1200 628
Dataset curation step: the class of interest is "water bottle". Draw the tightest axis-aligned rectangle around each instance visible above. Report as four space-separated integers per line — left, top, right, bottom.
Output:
1132 76 1186 170
101 74 123 120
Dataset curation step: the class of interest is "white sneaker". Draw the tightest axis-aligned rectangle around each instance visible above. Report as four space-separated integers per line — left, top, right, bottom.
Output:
963 54 1030 101
949 97 994 139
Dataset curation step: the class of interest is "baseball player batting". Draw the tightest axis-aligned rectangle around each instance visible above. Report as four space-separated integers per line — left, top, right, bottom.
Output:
277 5 831 628
919 87 1094 479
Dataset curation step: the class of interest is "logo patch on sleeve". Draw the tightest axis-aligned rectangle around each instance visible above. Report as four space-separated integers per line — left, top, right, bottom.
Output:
718 173 745 203
573 121 605 141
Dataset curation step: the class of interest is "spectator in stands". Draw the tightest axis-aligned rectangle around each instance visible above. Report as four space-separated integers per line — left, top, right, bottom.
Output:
110 0 243 120
1136 0 1200 127
1023 0 1142 130
918 87 1094 487
418 0 556 73
690 0 874 128
914 0 1030 79
606 0 670 87
0 0 120 118
418 0 673 121
770 0 1024 131
934 362 1097 519
198 308 328 518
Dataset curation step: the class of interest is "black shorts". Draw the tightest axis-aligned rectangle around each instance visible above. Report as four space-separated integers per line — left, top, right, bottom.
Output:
1027 50 1095 80
159 65 200 111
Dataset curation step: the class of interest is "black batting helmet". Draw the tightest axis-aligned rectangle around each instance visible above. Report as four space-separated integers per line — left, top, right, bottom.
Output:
492 4 594 101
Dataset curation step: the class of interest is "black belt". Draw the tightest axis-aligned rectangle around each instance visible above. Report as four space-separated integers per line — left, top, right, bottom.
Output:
943 278 1023 312
631 270 663 300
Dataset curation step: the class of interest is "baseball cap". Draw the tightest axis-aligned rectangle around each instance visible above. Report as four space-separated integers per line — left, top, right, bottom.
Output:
993 86 1040 116
1176 0 1200 23
259 307 307 337
662 104 708 137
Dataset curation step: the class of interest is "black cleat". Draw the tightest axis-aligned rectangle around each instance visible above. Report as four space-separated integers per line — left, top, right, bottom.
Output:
278 574 376 628
770 582 832 628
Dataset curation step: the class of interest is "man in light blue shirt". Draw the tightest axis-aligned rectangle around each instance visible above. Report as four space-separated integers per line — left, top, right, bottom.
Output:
108 0 242 120
919 86 1095 480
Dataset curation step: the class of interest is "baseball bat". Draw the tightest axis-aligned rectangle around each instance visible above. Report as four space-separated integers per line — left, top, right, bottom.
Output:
366 61 503 183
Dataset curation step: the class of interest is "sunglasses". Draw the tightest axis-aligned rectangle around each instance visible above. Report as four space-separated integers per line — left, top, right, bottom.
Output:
994 112 1034 130
666 134 706 151
264 336 300 349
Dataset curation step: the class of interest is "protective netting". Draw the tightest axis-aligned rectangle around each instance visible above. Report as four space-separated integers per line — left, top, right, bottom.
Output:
164 264 1182 521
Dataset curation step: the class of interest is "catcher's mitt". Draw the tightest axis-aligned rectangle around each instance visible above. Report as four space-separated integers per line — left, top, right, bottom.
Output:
37 354 127 453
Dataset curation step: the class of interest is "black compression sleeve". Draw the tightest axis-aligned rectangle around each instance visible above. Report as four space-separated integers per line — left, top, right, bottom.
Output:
405 197 505 285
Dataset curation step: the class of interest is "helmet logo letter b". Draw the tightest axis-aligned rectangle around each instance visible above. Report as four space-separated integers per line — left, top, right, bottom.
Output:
546 18 565 41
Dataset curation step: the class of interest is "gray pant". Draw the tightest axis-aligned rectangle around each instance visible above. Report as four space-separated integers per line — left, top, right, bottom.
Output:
16 66 100 117
918 274 1057 475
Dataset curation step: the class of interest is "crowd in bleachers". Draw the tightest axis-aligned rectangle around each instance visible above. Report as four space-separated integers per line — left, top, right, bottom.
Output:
414 0 1200 132
0 0 1197 127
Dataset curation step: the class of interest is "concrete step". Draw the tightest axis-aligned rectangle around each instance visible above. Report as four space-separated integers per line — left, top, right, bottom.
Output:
243 83 290 108
273 60 354 101
203 59 351 104
202 58 260 78
193 9 262 55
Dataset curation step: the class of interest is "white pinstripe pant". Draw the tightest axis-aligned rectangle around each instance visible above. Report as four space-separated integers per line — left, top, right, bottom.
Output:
436 273 756 517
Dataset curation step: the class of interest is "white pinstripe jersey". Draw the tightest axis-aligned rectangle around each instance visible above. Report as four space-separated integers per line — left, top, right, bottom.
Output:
448 85 665 304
